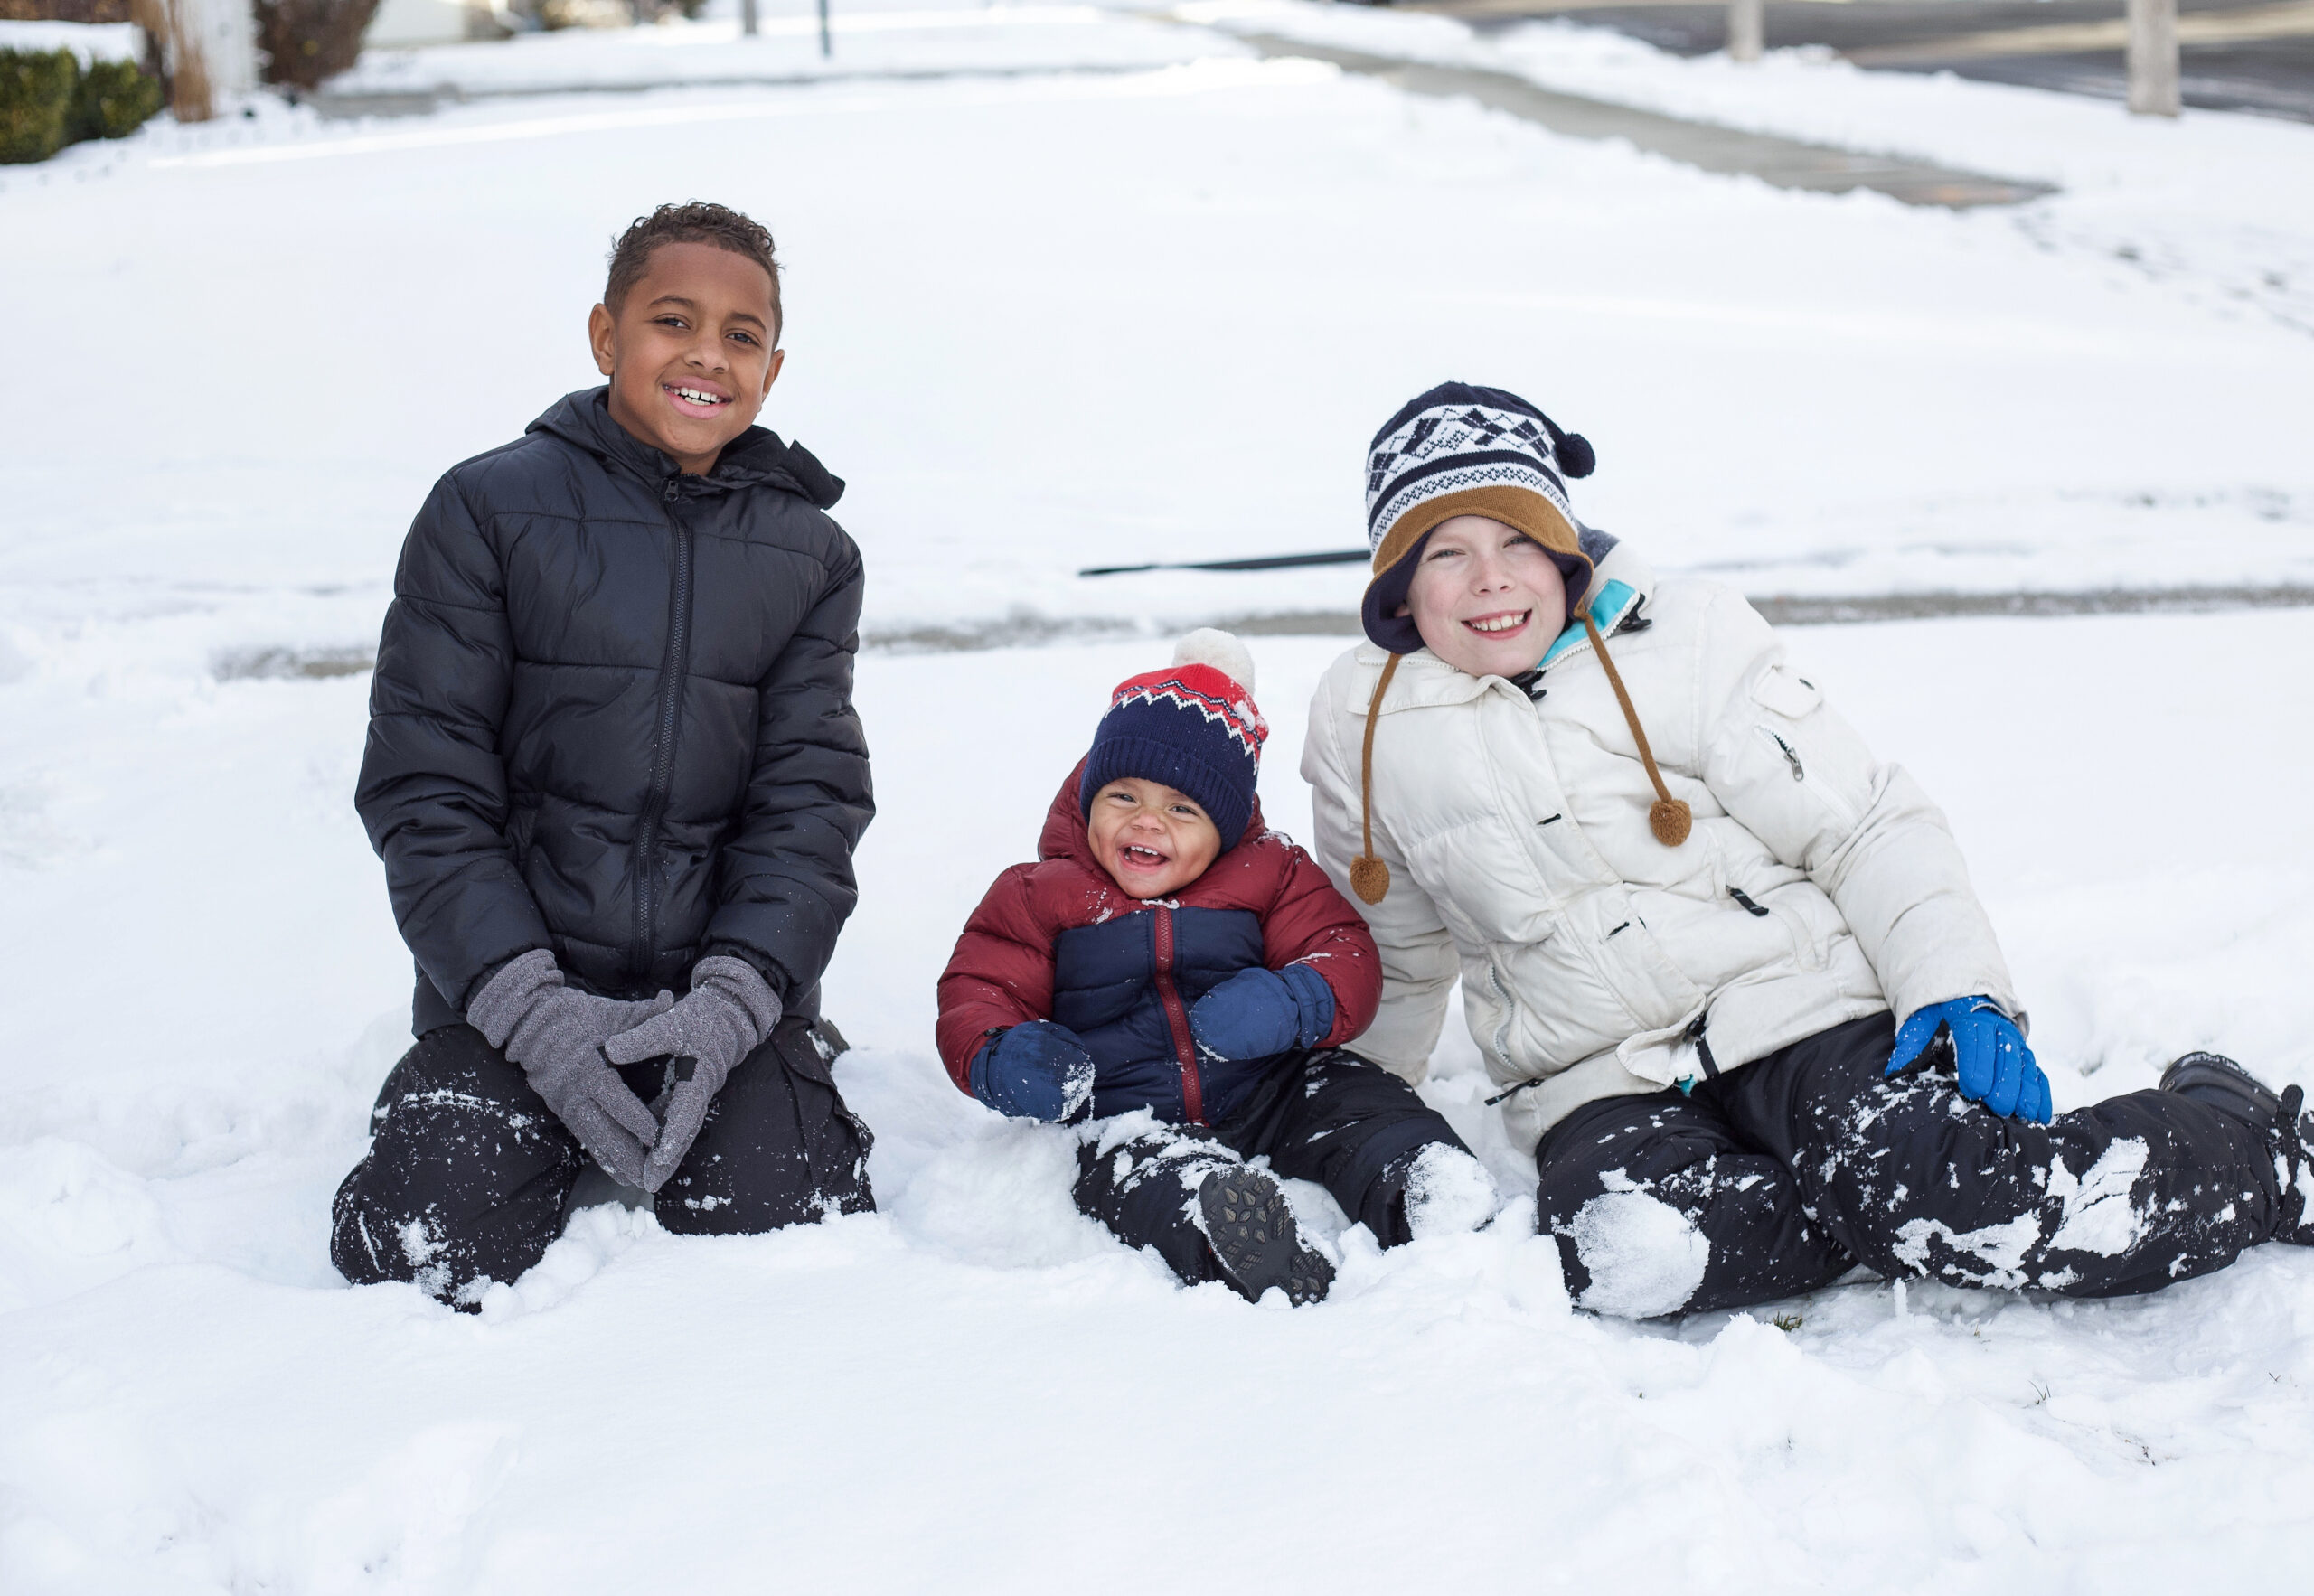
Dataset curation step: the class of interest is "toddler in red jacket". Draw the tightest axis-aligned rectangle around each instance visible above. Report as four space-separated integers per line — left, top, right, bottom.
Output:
937 631 1497 1304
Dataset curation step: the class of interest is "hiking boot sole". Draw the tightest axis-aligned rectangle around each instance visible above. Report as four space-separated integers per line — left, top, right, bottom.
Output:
1199 1169 1334 1307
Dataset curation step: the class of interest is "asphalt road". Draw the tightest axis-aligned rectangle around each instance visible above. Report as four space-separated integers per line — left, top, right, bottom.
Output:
1414 0 2314 121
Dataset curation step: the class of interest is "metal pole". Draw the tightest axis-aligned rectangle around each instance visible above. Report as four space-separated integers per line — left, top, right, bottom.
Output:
1727 0 1763 62
2126 0 2180 116
741 0 757 36
817 0 830 56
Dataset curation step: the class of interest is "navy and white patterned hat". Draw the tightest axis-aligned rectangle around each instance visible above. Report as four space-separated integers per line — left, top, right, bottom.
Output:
1359 381 1597 653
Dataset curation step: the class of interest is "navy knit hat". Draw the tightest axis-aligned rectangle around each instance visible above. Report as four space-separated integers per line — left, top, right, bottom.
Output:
1360 381 1597 654
1081 630 1267 851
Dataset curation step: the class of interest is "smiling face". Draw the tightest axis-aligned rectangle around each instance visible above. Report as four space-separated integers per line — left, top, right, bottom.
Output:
1398 514 1573 679
588 239 785 475
1086 777 1223 900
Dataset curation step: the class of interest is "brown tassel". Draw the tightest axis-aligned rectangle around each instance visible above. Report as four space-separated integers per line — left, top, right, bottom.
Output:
1650 797 1692 847
1350 652 1403 904
1582 614 1691 848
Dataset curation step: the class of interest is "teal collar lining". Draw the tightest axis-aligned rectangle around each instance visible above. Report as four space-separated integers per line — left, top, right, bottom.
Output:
1537 578 1641 670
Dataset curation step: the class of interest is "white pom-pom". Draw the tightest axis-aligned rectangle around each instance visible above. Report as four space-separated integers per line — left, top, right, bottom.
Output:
1171 627 1256 694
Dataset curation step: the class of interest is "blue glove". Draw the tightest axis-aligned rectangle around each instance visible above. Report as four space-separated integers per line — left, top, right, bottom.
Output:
969 1020 1096 1122
1189 964 1337 1062
1886 996 2052 1123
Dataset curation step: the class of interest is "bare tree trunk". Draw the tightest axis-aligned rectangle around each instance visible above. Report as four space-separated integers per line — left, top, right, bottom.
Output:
740 0 755 33
162 0 214 119
1727 0 1763 62
2126 0 2180 116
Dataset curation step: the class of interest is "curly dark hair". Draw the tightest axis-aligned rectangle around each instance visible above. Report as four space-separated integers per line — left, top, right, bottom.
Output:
604 202 784 337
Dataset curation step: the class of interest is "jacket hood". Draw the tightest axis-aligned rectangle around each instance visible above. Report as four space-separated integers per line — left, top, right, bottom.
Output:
1039 757 1268 869
528 387 845 509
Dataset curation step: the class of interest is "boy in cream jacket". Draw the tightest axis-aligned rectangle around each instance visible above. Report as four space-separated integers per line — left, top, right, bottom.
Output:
1303 380 2312 1319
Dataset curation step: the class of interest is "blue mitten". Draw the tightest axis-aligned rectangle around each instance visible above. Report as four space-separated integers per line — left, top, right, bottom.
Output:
1886 996 2052 1123
1189 963 1337 1062
970 1021 1096 1122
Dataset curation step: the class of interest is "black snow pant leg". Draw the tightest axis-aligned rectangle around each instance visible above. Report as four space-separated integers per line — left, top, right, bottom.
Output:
1722 1012 2288 1299
330 1025 586 1308
653 1016 876 1235
1218 1047 1472 1243
1071 1048 1475 1286
1534 1087 1855 1319
1072 1123 1238 1288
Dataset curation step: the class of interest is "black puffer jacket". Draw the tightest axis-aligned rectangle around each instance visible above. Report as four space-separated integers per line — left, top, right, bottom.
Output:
357 389 873 1036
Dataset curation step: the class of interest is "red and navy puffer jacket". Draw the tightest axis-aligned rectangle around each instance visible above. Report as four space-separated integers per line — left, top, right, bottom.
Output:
936 764 1383 1126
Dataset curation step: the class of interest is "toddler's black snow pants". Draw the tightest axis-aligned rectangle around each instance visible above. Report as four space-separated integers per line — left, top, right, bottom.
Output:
1073 1047 1466 1287
1534 1012 2292 1319
331 1017 873 1307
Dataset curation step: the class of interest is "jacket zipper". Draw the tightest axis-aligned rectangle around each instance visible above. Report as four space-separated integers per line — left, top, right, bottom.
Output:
1762 727 1805 781
1151 906 1205 1125
630 480 695 984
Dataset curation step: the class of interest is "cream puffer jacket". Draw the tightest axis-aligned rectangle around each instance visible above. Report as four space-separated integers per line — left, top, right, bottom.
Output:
1300 540 2019 1157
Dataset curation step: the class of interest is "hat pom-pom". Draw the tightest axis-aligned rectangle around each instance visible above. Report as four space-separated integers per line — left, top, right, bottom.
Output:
1173 627 1256 694
1557 432 1596 479
1350 853 1390 905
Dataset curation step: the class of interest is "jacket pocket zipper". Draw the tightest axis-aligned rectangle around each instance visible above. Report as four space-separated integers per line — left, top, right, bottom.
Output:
1484 960 1519 1076
1760 726 1805 782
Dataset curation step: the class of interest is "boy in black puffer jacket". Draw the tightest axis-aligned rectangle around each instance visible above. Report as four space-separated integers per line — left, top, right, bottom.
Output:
332 203 876 1309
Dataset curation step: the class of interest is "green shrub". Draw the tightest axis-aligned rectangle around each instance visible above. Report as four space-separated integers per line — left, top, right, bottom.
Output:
0 47 77 165
0 48 162 164
71 56 160 140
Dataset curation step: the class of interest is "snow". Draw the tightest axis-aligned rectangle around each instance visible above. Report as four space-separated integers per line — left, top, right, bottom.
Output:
5 5 2314 1588
1399 1141 1500 1238
0 20 145 62
2046 1136 2153 1257
1563 1186 1713 1317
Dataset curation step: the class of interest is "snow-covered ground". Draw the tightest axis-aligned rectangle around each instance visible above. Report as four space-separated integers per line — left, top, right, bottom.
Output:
6 5 2314 1588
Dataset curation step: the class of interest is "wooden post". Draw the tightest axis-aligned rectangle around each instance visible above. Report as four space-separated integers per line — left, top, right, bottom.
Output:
1727 0 1764 62
2126 0 2180 116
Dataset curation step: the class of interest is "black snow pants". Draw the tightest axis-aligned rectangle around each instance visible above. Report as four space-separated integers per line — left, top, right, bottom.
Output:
331 1017 874 1307
1073 1047 1467 1287
1534 1012 2292 1319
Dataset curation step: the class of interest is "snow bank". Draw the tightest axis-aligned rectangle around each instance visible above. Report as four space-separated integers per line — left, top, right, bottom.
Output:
0 20 144 62
1178 0 2314 338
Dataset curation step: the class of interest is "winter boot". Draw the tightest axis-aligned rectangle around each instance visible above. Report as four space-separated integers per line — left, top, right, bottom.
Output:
1370 1143 1500 1247
1197 1166 1334 1306
2160 1051 2281 1123
2160 1052 2314 1243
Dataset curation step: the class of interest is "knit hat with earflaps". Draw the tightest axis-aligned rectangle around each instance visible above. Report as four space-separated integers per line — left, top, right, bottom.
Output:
1360 381 1598 655
1082 629 1269 852
1347 386 1689 906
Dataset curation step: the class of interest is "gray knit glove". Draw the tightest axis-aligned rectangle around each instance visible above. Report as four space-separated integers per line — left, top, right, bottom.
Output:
466 949 674 1188
603 954 783 1192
